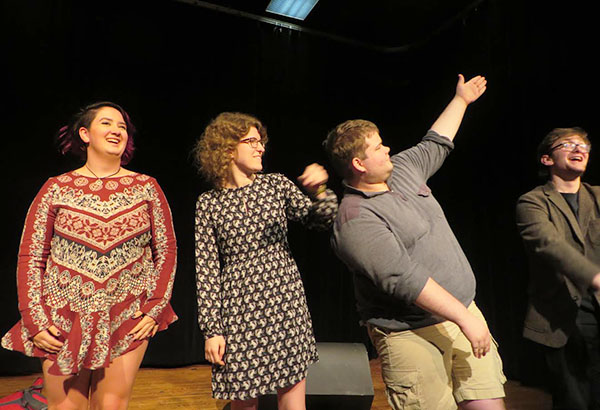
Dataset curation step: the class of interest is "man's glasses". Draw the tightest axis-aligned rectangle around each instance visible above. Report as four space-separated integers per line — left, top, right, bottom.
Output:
550 142 591 153
240 138 265 149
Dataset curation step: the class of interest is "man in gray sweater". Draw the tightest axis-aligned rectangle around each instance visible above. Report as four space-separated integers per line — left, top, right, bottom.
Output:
324 74 505 409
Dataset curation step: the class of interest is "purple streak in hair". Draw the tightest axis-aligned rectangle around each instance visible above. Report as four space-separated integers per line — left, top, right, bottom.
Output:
56 125 72 156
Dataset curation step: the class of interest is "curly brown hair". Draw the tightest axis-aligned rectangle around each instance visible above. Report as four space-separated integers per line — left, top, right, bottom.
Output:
193 112 268 188
324 119 378 179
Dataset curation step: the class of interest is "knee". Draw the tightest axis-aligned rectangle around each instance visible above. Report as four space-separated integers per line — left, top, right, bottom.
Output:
89 393 130 410
47 404 88 410
458 398 506 409
45 391 89 410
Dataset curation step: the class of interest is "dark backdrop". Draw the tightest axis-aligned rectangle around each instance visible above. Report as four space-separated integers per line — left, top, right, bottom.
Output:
1 0 598 387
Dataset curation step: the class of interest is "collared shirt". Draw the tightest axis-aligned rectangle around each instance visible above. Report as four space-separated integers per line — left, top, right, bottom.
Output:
331 130 476 331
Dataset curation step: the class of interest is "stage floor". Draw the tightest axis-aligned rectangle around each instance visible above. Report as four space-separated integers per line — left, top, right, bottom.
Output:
0 358 551 409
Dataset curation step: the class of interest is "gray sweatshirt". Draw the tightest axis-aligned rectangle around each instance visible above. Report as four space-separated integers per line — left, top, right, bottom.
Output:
331 130 476 331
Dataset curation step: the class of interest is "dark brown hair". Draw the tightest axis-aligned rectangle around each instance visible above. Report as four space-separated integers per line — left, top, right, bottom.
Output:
56 101 136 165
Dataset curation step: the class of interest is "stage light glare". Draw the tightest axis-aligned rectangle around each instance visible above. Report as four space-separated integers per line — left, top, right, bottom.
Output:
266 0 319 20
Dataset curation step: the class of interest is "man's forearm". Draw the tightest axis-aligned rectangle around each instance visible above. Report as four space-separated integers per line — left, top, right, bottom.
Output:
415 277 491 358
414 276 471 325
429 95 469 142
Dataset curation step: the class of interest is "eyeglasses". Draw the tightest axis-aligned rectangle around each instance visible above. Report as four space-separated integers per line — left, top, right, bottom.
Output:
550 142 591 153
240 138 265 149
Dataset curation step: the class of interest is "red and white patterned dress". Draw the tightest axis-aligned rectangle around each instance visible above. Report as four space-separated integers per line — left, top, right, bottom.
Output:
1 171 177 375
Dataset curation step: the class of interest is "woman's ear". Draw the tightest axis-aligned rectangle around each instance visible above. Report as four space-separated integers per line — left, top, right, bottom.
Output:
79 127 90 144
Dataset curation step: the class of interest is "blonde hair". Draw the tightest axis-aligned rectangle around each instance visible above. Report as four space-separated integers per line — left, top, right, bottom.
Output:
193 112 267 188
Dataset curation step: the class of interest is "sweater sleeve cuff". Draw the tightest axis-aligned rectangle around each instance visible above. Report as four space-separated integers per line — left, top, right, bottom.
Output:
424 129 455 149
20 306 51 337
394 264 432 304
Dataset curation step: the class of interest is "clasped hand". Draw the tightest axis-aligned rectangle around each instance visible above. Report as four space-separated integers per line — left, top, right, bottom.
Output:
297 163 329 197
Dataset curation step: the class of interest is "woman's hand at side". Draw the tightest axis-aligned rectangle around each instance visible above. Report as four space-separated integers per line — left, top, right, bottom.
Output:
205 335 226 366
32 325 63 353
128 311 159 341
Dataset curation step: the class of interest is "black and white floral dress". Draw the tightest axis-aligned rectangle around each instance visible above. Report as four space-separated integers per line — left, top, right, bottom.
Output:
194 173 337 400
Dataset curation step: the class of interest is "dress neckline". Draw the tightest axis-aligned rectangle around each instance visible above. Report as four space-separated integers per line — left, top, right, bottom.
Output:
221 173 263 192
70 170 139 179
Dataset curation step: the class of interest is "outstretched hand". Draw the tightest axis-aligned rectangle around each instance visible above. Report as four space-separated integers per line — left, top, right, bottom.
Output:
32 325 63 353
297 163 329 198
456 74 487 105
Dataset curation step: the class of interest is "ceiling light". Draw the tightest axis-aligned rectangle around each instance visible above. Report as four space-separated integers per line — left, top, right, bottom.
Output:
266 0 319 21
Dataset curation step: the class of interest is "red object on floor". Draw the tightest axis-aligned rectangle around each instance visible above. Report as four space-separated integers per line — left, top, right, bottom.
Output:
0 377 47 409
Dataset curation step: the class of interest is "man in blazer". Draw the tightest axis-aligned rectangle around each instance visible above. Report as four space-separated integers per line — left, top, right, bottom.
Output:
516 127 600 409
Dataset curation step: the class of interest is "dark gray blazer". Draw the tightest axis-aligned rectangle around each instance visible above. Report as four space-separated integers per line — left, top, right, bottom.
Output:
516 181 600 348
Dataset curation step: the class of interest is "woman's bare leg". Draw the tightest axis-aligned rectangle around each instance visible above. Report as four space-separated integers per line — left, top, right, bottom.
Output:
41 359 91 410
89 340 148 410
277 379 306 410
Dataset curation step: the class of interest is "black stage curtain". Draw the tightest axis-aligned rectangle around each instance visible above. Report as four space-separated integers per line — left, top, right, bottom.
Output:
1 0 598 388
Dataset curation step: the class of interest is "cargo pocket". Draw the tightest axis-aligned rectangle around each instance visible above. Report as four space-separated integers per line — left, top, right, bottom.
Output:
383 369 421 408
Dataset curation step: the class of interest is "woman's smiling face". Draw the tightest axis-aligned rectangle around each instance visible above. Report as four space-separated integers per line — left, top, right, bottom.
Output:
79 106 129 160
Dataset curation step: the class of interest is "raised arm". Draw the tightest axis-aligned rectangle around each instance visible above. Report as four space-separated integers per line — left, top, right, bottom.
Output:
277 172 338 230
430 74 487 141
297 163 329 200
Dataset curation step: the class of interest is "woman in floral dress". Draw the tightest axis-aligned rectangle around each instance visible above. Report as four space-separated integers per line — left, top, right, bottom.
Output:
2 102 177 409
193 112 337 409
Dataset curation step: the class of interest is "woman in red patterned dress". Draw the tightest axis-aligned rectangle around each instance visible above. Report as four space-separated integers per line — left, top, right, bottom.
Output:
1 102 178 409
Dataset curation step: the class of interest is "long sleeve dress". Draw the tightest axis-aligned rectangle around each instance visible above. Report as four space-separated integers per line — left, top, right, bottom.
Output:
1 171 178 375
195 173 337 400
